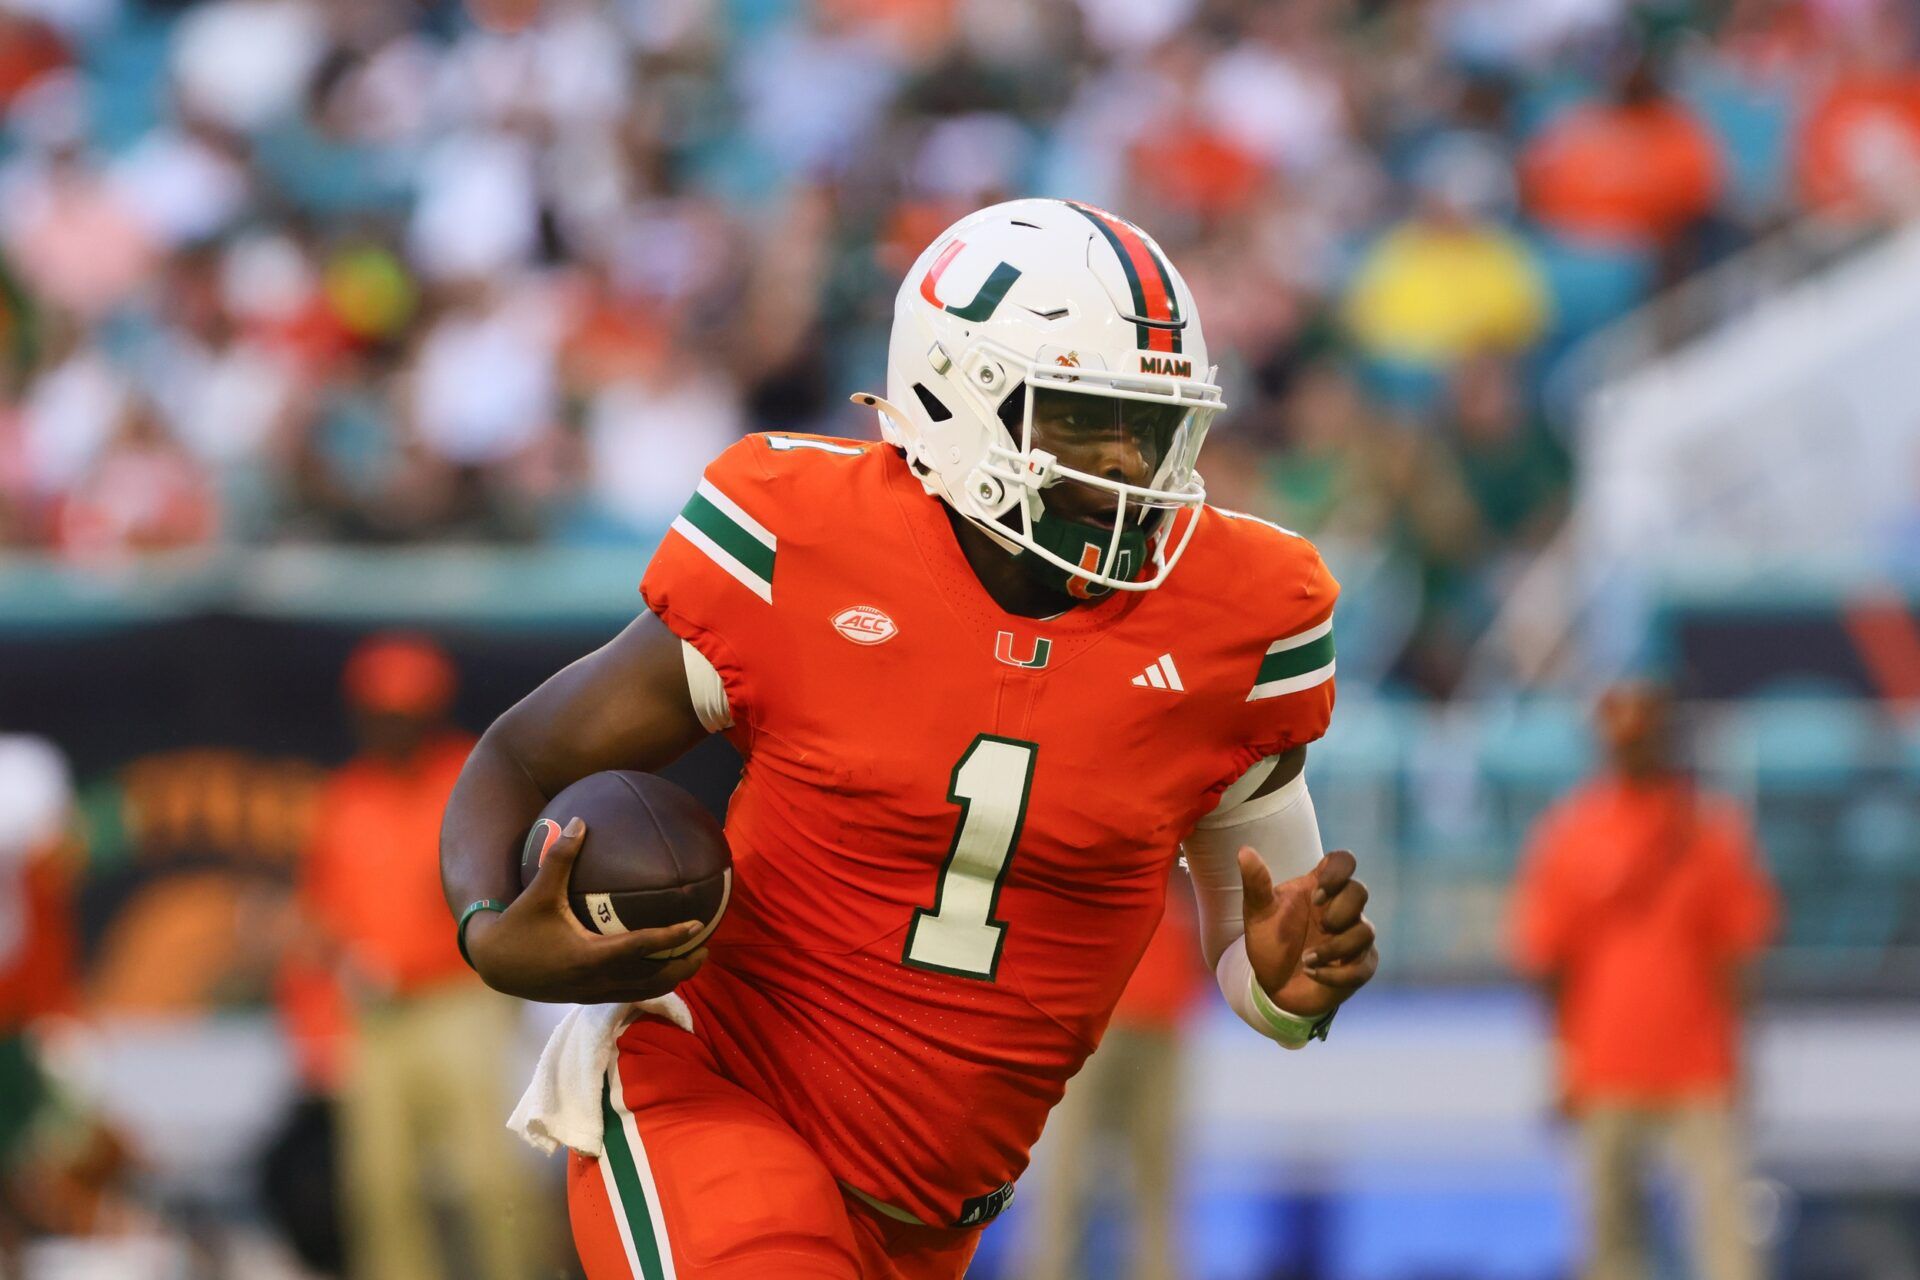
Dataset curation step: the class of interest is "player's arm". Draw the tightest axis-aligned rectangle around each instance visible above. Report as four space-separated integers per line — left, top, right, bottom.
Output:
440 610 718 1004
1182 748 1379 1046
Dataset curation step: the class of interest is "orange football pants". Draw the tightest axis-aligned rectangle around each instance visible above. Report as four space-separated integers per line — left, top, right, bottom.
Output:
567 1014 980 1280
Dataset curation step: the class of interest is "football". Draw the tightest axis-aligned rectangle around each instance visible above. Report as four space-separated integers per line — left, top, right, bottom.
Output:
520 770 732 957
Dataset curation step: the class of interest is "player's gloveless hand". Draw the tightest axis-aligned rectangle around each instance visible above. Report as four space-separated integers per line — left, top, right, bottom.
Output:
1237 847 1378 1019
464 816 709 1004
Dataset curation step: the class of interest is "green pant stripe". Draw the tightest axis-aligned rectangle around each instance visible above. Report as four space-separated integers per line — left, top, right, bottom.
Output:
601 1077 669 1280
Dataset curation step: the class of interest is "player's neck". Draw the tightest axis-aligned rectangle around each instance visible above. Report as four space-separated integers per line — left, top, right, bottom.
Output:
944 508 1081 619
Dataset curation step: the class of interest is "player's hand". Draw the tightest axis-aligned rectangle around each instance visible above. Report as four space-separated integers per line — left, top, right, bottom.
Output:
464 817 708 1004
1238 847 1378 1021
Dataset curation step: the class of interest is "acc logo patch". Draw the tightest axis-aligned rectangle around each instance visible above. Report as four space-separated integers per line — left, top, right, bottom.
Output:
832 605 898 645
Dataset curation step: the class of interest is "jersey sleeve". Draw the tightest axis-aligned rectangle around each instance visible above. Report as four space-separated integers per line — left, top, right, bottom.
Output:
1236 533 1339 759
639 436 782 740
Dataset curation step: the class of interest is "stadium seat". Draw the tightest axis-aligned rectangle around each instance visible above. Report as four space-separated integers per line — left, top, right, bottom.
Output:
1837 789 1919 878
1476 700 1592 787
1726 699 1875 795
1782 887 1903 954
1476 700 1592 861
1312 697 1417 781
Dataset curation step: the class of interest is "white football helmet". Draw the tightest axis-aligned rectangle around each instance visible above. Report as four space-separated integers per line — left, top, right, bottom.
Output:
856 198 1224 595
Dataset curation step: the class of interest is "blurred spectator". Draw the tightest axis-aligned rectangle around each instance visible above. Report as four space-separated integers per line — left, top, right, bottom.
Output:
1511 682 1779 1280
0 13 66 110
169 0 326 135
1025 870 1207 1280
1521 50 1726 255
1442 353 1570 552
300 634 546 1280
0 735 79 1147
1260 359 1393 540
1794 7 1920 220
52 399 219 561
580 344 745 540
0 140 159 323
408 281 558 470
1342 138 1550 377
0 0 1912 693
0 735 140 1256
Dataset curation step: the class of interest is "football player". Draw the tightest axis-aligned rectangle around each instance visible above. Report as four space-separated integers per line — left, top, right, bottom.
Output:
442 199 1378 1279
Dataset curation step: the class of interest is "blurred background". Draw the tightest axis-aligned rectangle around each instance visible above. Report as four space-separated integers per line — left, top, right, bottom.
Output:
1 0 1918 1275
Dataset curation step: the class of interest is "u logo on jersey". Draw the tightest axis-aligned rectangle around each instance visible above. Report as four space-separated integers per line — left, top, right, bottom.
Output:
994 631 1052 669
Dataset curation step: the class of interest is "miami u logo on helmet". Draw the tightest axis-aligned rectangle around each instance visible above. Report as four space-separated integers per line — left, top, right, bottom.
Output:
919 240 1022 323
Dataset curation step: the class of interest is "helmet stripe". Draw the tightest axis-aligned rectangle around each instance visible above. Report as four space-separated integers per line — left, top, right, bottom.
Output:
1065 202 1183 354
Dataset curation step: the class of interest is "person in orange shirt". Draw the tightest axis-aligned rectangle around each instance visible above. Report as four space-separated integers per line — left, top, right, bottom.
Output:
1521 51 1724 253
1794 10 1920 220
1511 682 1777 1280
302 634 545 1280
1024 869 1209 1280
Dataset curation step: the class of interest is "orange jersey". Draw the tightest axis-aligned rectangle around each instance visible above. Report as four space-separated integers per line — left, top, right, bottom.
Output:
639 434 1337 1228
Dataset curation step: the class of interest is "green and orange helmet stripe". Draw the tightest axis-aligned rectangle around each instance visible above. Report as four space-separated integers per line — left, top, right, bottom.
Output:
1065 200 1184 354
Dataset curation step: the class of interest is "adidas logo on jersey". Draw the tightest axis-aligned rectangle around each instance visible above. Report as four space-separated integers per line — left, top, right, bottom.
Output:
1131 654 1183 691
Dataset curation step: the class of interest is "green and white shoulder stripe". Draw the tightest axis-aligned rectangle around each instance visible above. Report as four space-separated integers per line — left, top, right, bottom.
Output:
1248 615 1335 702
671 479 776 603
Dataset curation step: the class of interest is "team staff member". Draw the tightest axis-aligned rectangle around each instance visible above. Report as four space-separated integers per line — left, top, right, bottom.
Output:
302 635 545 1280
1025 869 1208 1280
1512 682 1778 1280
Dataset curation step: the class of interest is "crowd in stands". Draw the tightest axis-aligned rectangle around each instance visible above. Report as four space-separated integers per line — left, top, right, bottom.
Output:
2 0 1919 691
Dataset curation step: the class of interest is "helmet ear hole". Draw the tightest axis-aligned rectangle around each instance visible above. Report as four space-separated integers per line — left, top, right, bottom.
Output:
911 383 954 423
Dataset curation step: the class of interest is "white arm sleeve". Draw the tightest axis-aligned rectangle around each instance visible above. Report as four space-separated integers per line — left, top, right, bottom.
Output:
680 641 733 733
1182 761 1327 1048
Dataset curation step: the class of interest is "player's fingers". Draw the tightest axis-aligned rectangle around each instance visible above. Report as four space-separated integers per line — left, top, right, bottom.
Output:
1300 945 1378 991
1311 850 1357 905
523 817 586 901
587 918 708 964
1304 917 1375 968
1318 879 1370 932
650 947 706 988
1237 847 1277 920
600 948 707 1002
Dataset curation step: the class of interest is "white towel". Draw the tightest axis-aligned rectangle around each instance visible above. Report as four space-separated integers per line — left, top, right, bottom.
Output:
507 994 693 1157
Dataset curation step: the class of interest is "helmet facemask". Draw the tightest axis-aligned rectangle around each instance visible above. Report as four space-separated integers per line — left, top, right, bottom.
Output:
961 342 1220 597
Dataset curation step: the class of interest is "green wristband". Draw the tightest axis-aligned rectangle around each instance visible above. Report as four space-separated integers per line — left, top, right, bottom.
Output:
457 899 510 970
1248 970 1337 1047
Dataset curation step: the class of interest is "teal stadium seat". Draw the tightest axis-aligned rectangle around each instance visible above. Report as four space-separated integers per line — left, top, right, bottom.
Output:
1477 701 1593 867
1308 698 1414 873
1312 696 1415 780
1783 887 1902 955
1477 700 1593 787
1837 789 1919 878
1716 700 1875 894
1733 698 1874 794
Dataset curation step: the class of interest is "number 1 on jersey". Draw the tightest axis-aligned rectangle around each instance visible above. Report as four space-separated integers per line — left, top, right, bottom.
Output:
903 735 1037 981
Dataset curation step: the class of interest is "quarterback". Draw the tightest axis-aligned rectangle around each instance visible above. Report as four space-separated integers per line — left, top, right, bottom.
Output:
441 198 1379 1279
